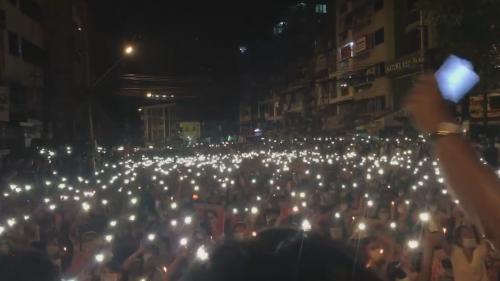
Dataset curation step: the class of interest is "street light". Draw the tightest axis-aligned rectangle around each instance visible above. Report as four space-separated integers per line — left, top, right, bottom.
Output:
124 45 134 55
87 43 136 171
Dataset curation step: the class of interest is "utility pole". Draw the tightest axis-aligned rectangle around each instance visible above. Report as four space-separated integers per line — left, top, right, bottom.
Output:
419 10 425 72
81 0 96 172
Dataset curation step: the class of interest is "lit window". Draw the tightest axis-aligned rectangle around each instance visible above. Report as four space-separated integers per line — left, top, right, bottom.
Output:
315 4 327 14
274 21 286 35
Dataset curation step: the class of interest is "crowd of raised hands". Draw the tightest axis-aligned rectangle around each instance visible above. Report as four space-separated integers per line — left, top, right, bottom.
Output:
0 130 499 281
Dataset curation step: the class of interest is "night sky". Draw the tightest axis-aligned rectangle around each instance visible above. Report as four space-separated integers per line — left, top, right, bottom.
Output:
85 0 295 141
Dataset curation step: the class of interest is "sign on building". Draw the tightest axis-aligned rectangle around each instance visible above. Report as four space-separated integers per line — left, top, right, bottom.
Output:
353 36 367 55
385 53 423 76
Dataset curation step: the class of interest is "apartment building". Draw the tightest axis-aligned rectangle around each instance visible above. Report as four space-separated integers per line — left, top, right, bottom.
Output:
0 0 45 148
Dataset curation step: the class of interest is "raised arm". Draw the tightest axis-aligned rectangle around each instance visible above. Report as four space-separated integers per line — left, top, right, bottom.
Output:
407 74 500 250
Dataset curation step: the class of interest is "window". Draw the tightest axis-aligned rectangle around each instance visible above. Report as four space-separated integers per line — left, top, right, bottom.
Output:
274 21 286 35
22 39 44 66
374 0 383 11
340 43 353 60
340 85 349 96
373 28 384 45
19 0 42 22
490 96 500 110
8 31 20 56
315 4 327 14
401 28 427 56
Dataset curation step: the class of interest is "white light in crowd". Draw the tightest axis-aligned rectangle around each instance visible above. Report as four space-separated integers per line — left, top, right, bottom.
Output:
102 199 108 206
251 206 259 214
293 206 299 212
390 222 397 229
0 226 4 235
171 202 178 209
49 204 57 211
180 237 188 246
23 215 30 221
407 240 420 249
147 233 156 241
82 202 91 212
130 197 138 205
95 253 105 263
251 231 257 237
105 235 113 242
299 192 306 198
334 212 341 219
301 219 312 231
7 218 16 227
378 169 384 175
129 215 136 221
196 245 209 261
367 200 374 207
184 216 192 224
251 179 256 184
232 208 238 214
438 177 444 183
454 200 460 205
358 222 367 231
110 220 117 227
305 170 310 175
24 185 32 191
419 212 430 222
442 189 448 194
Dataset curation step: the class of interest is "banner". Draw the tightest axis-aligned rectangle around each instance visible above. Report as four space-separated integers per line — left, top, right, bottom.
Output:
354 36 367 55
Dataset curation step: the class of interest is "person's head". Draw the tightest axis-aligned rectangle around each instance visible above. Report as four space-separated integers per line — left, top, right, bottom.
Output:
362 237 386 267
232 223 248 240
377 208 390 222
184 228 381 281
454 225 479 249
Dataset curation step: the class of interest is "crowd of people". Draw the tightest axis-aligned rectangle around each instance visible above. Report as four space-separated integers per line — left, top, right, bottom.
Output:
0 132 498 281
1 75 500 281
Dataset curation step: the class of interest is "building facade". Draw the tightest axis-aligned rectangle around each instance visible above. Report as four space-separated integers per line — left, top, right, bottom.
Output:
0 0 45 149
239 0 439 134
0 0 89 150
239 0 337 136
334 0 395 130
141 103 177 146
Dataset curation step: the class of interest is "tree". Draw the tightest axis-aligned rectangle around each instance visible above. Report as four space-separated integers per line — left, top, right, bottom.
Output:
418 0 500 126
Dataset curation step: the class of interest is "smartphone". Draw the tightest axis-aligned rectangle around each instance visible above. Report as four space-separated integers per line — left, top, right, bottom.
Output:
435 55 479 103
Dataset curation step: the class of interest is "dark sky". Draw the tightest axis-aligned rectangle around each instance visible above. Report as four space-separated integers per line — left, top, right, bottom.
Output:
85 0 295 140
88 0 295 82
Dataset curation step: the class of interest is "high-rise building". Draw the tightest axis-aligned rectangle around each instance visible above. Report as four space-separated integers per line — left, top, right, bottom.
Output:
333 0 395 129
45 0 89 143
0 0 89 150
0 0 45 149
238 0 336 135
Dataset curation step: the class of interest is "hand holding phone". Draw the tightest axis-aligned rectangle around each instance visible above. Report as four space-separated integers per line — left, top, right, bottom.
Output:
435 55 479 103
